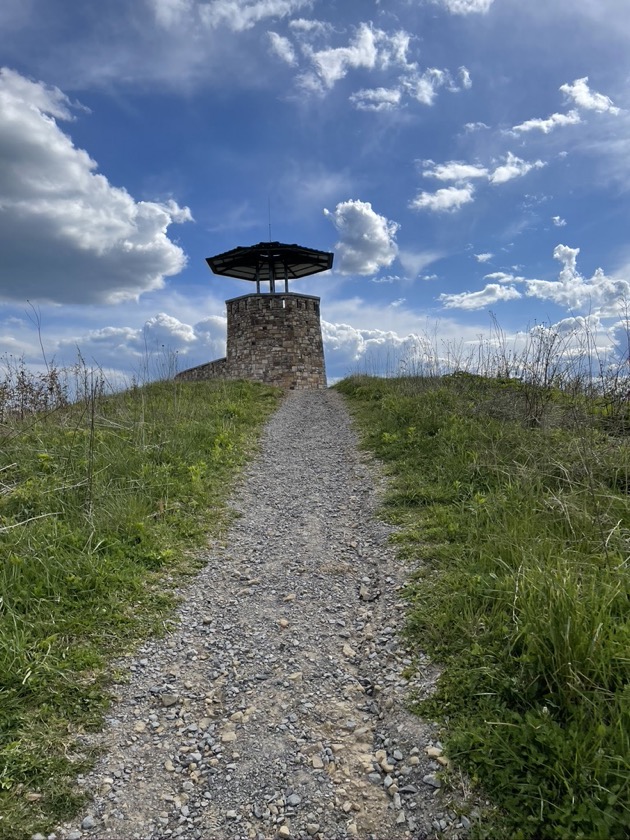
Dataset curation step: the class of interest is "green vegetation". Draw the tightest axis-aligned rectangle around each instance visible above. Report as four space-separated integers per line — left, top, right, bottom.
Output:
337 373 630 839
0 369 281 839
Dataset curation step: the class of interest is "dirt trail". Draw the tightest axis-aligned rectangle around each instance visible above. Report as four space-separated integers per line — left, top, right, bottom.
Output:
57 390 472 840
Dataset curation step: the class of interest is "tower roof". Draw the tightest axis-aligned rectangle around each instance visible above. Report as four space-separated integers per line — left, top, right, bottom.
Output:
206 241 333 283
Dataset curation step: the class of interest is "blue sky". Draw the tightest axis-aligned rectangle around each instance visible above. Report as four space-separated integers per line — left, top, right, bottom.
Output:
1 0 630 383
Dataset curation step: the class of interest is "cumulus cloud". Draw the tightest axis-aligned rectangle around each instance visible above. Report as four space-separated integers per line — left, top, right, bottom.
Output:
439 283 522 310
268 31 297 64
525 244 630 314
511 110 581 134
489 152 545 184
409 184 475 213
323 200 399 275
552 215 567 227
355 65 473 109
56 312 227 374
560 77 620 114
0 68 191 305
289 22 469 110
413 152 546 212
322 320 433 374
474 253 493 263
304 22 382 89
436 0 495 13
402 67 465 104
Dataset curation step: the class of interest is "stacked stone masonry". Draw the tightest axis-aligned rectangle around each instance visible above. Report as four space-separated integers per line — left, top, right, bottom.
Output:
175 292 327 390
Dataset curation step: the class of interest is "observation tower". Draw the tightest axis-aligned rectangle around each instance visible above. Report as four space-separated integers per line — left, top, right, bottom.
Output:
175 241 333 390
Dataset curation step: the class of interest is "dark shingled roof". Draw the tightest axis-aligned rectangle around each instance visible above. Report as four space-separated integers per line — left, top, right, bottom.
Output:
206 241 333 283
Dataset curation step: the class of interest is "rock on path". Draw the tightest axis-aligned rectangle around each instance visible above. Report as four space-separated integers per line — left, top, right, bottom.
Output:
56 390 473 840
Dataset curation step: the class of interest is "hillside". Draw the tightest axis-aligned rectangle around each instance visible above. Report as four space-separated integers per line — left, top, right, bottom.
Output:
0 376 281 838
1 368 628 839
337 373 630 838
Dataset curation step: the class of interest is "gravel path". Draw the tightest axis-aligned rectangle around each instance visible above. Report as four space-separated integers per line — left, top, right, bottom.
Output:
54 390 475 840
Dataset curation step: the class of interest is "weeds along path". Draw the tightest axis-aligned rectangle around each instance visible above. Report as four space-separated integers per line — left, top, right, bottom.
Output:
58 390 469 840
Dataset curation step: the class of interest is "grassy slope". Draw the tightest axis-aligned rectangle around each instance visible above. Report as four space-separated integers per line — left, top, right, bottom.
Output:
336 374 629 839
0 379 282 839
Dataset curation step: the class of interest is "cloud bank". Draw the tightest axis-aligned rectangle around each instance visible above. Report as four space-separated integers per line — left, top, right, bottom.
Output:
0 68 191 305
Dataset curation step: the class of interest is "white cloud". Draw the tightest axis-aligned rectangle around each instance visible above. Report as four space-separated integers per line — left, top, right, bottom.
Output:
141 312 198 346
350 86 402 111
288 18 334 39
511 110 581 134
349 64 472 110
410 184 475 213
295 19 417 80
268 31 297 64
439 283 522 310
489 152 545 185
320 300 511 378
402 68 457 105
379 30 416 71
0 68 191 305
413 152 546 212
552 215 567 227
305 22 381 88
484 271 526 283
390 297 406 308
436 0 495 13
55 312 227 378
459 66 472 89
474 252 493 263
322 320 437 376
285 22 468 110
323 200 399 275
560 77 620 114
525 244 630 314
196 0 313 32
423 160 489 181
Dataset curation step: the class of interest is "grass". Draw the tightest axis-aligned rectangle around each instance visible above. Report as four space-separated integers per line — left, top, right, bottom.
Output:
336 372 630 839
0 370 282 839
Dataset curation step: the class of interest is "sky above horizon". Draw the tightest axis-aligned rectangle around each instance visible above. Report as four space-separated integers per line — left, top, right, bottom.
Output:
1 0 630 384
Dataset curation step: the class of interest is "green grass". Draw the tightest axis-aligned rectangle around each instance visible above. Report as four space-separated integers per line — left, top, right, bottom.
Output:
0 378 282 839
336 373 630 839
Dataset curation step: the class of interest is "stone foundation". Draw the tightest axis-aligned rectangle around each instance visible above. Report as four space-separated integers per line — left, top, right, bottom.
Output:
176 293 326 390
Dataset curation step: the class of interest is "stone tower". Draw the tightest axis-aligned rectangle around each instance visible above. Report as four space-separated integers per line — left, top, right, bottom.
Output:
175 241 333 390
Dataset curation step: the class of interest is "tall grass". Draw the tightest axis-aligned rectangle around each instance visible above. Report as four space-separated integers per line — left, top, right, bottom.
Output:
337 372 629 838
0 362 281 839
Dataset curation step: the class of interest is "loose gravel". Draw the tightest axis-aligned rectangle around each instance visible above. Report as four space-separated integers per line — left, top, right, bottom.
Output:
55 390 478 840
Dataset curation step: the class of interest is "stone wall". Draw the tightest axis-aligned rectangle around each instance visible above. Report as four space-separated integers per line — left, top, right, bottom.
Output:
173 357 227 382
176 293 327 390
